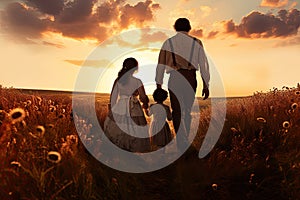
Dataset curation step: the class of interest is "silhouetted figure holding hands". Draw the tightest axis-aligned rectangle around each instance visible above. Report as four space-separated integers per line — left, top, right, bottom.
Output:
155 18 210 150
148 88 173 151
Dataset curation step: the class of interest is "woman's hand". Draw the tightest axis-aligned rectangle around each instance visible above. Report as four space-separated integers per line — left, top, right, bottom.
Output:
142 103 149 109
144 108 150 117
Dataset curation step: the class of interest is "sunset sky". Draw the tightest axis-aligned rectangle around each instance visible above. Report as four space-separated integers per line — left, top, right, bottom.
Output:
0 0 299 97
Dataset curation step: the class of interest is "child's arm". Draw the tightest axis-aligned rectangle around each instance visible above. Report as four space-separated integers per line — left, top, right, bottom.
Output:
144 108 150 117
165 106 172 121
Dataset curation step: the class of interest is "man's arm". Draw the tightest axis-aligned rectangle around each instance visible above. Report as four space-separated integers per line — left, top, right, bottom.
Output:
155 43 167 88
198 41 210 99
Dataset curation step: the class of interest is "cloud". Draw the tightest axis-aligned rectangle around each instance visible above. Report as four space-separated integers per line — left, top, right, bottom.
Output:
190 29 203 38
111 29 168 48
0 0 161 44
58 0 96 23
199 6 212 18
0 2 50 42
26 0 65 15
96 0 122 24
260 0 289 8
274 35 300 46
43 41 65 48
207 30 219 39
223 9 300 38
120 0 160 28
140 28 168 44
64 59 112 68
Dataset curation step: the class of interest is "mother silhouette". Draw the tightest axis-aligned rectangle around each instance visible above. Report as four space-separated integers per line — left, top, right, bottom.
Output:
104 57 151 152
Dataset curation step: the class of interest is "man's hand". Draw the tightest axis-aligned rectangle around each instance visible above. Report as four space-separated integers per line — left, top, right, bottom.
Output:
202 87 209 100
156 84 162 89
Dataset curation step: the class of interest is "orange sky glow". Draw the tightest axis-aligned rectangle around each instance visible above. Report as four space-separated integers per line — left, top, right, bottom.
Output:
0 0 299 97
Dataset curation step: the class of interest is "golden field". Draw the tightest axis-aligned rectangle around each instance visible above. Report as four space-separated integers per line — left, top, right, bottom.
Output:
0 85 299 200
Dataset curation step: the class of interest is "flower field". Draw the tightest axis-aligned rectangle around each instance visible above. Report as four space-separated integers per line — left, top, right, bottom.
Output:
0 85 299 199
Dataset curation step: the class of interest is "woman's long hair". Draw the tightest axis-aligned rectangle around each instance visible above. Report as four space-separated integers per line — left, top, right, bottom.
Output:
117 57 138 85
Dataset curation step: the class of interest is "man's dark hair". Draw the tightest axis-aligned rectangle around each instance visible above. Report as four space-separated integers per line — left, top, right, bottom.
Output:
174 18 191 32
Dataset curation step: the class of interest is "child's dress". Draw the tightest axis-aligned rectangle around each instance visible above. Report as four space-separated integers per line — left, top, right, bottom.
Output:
104 76 150 152
149 103 173 147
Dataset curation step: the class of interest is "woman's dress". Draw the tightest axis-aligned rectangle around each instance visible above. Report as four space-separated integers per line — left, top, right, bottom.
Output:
149 103 173 147
104 76 150 152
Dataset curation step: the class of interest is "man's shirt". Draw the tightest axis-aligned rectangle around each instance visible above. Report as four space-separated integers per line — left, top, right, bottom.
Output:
155 32 210 88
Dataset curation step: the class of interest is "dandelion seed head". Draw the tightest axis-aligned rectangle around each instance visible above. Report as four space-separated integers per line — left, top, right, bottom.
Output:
27 100 32 106
291 103 298 110
112 178 118 185
67 135 78 144
212 183 218 190
47 151 62 164
29 132 38 138
282 121 290 129
21 120 26 127
49 105 56 112
10 161 21 167
9 108 26 124
36 125 45 135
46 124 54 128
230 127 238 133
256 117 266 123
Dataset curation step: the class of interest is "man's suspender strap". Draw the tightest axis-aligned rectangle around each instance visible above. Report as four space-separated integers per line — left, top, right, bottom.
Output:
168 39 177 67
169 37 197 68
188 38 197 67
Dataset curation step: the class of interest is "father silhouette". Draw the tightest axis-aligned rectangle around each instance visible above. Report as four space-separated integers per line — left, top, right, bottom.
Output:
155 18 210 151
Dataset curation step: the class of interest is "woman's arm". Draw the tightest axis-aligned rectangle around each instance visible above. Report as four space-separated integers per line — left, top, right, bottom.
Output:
137 80 149 109
165 105 172 121
110 79 119 107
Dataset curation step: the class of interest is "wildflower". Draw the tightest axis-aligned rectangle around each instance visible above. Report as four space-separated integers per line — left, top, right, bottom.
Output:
249 173 255 184
256 117 266 123
230 127 238 133
8 108 26 124
46 124 54 128
21 120 27 127
29 132 38 139
212 183 218 190
291 103 298 110
49 105 56 112
66 135 78 144
36 96 42 105
47 151 62 164
282 121 290 129
112 178 118 186
26 100 32 106
11 161 21 167
36 125 45 135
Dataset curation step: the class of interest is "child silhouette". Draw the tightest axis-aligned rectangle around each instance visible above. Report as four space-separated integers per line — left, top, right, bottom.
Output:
148 88 173 150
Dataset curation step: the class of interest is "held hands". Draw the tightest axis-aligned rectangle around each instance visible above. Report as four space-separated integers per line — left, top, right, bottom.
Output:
158 83 209 100
202 87 209 100
144 108 150 116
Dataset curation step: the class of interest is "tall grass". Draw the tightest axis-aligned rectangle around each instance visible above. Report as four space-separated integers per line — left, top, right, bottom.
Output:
0 85 299 199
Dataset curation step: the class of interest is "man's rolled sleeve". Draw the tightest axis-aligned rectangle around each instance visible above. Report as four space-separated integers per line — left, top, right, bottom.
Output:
199 46 210 88
155 49 167 85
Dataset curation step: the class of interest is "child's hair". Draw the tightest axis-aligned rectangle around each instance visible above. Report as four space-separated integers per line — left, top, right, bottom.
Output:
117 57 138 84
153 88 168 103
